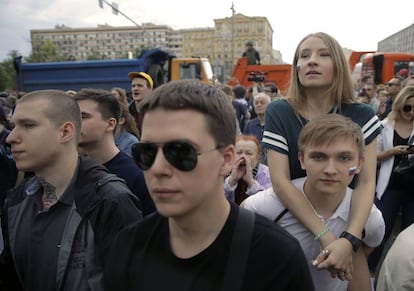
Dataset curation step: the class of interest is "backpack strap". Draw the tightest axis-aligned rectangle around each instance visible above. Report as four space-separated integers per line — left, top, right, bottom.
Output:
274 208 288 223
222 207 255 291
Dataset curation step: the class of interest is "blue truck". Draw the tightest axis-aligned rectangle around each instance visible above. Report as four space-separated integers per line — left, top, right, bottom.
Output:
14 48 213 93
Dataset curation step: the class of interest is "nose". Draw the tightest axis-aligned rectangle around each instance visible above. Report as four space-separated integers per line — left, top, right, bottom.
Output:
323 159 337 175
307 53 319 66
5 127 18 144
149 147 172 175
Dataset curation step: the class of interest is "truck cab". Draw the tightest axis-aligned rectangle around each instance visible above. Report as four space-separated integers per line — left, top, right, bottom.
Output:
358 52 414 84
167 57 213 83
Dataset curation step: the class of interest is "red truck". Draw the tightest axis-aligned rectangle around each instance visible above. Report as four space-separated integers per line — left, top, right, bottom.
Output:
228 57 291 95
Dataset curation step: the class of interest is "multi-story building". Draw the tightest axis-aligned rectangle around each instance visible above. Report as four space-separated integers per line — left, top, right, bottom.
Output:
378 24 414 54
31 23 177 61
30 13 283 79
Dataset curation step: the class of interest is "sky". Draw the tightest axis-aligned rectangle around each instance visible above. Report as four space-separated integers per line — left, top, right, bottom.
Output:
1 0 413 64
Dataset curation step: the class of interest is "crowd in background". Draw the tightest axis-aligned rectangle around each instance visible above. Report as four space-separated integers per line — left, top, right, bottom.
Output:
0 31 414 291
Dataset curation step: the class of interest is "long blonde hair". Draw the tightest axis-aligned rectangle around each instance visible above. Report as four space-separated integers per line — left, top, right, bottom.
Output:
287 32 355 113
388 86 414 121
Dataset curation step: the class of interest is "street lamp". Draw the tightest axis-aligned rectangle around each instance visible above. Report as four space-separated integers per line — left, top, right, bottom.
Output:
230 3 235 73
98 0 152 49
98 0 140 27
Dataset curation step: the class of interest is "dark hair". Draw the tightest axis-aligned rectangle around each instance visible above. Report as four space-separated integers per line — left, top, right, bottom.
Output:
118 99 140 138
74 88 121 122
232 85 246 99
357 88 369 97
140 80 236 147
0 106 7 125
264 82 278 94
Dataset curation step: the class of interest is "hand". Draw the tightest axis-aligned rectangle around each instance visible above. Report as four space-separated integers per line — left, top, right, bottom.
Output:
228 157 246 185
393 145 409 155
242 157 255 186
312 237 353 281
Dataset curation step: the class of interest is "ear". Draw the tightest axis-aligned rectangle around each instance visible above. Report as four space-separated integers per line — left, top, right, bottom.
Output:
220 144 235 176
298 152 306 170
106 117 117 133
118 116 126 126
60 122 75 143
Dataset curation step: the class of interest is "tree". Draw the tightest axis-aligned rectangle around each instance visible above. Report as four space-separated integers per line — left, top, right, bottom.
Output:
87 50 106 60
0 50 20 91
26 38 68 63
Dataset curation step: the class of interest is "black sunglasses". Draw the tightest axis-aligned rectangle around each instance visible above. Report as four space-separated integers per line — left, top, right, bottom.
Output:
132 141 220 171
387 83 400 87
403 105 414 113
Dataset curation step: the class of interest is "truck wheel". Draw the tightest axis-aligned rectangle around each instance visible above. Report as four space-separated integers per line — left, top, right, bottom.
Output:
148 64 163 88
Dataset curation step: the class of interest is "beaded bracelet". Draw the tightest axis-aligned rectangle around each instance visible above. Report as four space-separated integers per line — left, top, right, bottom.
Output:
314 225 330 241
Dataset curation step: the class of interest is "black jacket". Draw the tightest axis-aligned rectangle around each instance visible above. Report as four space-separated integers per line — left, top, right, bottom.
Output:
0 156 142 291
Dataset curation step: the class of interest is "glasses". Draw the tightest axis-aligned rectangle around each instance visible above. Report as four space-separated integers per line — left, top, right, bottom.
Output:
402 105 414 113
132 141 220 171
387 83 400 87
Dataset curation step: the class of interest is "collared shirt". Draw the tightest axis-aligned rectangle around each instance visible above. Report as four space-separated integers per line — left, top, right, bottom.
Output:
15 170 77 291
115 130 139 157
243 177 385 291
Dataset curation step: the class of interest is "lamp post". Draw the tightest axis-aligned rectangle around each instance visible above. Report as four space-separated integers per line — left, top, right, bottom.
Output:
230 3 235 73
98 0 152 49
98 0 140 27
217 29 231 81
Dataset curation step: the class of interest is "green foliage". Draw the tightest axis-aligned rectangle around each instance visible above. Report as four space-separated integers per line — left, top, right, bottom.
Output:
26 38 68 63
86 50 107 60
0 50 20 91
134 45 152 58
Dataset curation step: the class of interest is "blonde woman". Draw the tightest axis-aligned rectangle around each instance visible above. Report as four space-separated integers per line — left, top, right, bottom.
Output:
368 86 414 277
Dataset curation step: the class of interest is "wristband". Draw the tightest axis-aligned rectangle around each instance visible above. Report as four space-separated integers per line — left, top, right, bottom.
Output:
339 231 362 252
314 225 330 241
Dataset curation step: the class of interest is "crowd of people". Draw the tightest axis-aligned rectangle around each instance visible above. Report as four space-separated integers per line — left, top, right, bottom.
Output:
0 31 414 291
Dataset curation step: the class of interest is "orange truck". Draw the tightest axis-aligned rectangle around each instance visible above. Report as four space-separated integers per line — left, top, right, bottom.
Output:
350 51 414 85
228 57 291 95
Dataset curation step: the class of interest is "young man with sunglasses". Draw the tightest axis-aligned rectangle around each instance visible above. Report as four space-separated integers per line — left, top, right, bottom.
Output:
382 77 402 118
104 80 314 291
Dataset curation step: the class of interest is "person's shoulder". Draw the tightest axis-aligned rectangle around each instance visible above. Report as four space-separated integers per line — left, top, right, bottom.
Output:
341 102 376 116
4 175 37 206
242 188 283 220
252 213 304 253
266 98 291 112
244 117 259 127
115 212 162 244
108 151 142 173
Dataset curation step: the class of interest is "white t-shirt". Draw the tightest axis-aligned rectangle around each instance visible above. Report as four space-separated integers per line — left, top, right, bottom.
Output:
243 177 385 291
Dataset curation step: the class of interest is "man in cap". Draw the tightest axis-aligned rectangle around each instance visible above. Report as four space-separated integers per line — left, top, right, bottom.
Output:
128 72 153 133
242 41 261 65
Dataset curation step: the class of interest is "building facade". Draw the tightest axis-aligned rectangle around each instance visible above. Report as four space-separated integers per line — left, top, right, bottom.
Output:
31 23 177 61
378 24 414 54
30 13 284 80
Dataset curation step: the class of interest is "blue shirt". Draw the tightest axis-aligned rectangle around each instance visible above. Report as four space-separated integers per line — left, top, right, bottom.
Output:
115 130 139 157
104 151 155 216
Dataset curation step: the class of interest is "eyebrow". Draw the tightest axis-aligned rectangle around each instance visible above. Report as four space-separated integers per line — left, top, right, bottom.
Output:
11 117 37 124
